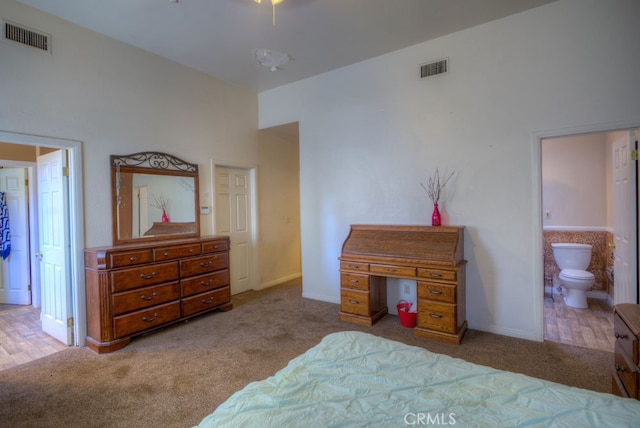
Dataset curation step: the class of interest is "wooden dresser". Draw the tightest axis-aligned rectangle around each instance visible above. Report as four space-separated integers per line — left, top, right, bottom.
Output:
612 303 640 400
339 225 467 344
84 236 232 353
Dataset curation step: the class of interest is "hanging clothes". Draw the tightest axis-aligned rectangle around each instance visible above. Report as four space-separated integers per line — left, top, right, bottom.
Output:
0 192 10 260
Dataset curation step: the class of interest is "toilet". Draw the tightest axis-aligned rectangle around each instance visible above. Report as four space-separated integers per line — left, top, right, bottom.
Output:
551 243 595 309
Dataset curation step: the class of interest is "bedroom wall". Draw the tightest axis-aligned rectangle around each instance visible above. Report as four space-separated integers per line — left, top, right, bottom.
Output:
0 1 296 288
257 0 640 340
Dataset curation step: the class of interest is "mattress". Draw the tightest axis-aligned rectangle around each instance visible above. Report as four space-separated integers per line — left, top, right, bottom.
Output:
196 331 640 427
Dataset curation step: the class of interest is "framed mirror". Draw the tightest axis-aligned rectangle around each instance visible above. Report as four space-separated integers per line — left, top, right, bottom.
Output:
111 152 200 245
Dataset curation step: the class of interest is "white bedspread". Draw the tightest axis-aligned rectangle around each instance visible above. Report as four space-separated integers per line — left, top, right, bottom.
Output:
197 331 640 427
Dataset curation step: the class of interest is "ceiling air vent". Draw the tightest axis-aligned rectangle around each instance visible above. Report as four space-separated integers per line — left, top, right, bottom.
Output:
420 58 448 78
3 20 50 53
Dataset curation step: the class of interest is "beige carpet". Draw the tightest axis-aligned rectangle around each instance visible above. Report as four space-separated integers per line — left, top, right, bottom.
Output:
0 280 614 428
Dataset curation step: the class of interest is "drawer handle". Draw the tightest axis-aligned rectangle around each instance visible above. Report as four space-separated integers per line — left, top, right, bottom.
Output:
140 272 157 280
429 272 443 278
615 332 628 339
129 256 136 261
348 264 360 269
428 289 443 295
349 279 360 283
615 365 625 373
201 279 213 287
163 252 170 257
386 268 398 272
200 261 213 268
189 248 194 253
349 299 360 305
142 313 158 323
202 297 215 304
140 292 157 301
429 313 443 318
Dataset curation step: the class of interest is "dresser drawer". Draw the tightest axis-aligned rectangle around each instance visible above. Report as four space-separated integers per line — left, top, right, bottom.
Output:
614 314 639 365
154 244 201 261
203 240 229 253
181 253 229 277
340 273 369 291
340 289 370 317
615 341 639 398
370 264 416 277
417 268 457 282
111 262 179 293
181 270 230 297
417 301 457 334
340 261 369 272
418 282 456 304
181 287 230 317
113 301 181 338
112 282 180 315
110 250 153 268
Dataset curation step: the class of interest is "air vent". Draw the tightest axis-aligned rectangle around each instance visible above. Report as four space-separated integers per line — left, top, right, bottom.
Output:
3 20 50 53
420 58 448 78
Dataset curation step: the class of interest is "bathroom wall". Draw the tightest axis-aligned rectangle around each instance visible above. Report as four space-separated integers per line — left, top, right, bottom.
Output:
541 132 616 296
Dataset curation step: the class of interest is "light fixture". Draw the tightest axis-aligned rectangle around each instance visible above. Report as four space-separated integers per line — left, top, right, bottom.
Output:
254 49 290 71
253 0 284 26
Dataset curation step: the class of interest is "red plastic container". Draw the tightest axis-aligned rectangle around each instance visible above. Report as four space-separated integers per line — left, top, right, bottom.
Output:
397 300 416 328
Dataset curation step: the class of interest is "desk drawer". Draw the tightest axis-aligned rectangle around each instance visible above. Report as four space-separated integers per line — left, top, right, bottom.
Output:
112 281 180 315
340 273 369 291
181 253 229 277
417 268 457 282
111 262 179 293
340 289 370 317
340 261 369 272
614 314 638 365
154 244 201 261
181 287 230 317
110 250 153 268
418 282 456 304
181 270 230 297
113 301 181 338
417 301 457 334
615 341 639 399
202 240 229 253
370 264 415 277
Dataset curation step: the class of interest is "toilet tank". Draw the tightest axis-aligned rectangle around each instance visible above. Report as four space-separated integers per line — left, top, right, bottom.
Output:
551 243 592 270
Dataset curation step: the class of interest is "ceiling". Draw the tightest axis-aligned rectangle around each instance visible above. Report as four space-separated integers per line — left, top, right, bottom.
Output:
17 0 556 93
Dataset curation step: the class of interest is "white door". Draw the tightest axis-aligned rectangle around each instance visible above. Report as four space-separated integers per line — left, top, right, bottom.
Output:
37 150 73 345
215 167 253 295
0 168 31 305
613 131 638 305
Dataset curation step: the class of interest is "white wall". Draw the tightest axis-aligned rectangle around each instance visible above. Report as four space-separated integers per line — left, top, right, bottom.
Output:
0 0 260 248
258 0 640 340
541 134 607 228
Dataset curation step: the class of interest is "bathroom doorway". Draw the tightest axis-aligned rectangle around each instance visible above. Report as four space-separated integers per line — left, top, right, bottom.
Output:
540 128 638 351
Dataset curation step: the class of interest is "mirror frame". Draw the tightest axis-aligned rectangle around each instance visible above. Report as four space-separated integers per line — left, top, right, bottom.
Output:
111 151 200 245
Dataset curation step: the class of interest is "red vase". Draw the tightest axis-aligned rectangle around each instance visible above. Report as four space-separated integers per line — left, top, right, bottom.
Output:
161 210 169 223
431 203 441 226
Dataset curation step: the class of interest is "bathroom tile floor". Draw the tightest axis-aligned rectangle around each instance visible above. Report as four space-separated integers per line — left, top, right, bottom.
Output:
0 305 68 372
544 294 615 352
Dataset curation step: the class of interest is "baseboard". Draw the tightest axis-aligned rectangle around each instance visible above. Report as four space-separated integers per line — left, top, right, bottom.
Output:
544 286 609 301
259 273 302 290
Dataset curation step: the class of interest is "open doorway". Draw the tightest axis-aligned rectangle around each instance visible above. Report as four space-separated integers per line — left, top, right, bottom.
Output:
0 131 85 354
539 128 638 351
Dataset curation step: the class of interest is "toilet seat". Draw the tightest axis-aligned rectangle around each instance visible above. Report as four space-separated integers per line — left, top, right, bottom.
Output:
559 269 594 281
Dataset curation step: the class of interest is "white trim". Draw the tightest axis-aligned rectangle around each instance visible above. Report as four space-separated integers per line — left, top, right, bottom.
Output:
261 272 302 289
0 130 85 347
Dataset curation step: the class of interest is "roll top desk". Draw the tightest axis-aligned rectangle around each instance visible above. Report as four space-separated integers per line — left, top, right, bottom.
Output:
339 225 467 345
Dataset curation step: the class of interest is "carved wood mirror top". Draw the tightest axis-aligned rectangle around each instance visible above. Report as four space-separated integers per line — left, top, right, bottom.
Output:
111 152 200 245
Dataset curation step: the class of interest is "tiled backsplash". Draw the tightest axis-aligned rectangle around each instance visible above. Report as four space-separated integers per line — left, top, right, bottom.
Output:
543 230 613 294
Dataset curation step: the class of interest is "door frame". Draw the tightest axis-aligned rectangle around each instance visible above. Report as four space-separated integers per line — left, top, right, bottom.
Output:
0 130 85 346
210 158 259 291
532 120 640 342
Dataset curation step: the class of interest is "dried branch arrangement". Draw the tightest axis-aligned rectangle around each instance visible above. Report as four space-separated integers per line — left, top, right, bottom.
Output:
421 169 454 205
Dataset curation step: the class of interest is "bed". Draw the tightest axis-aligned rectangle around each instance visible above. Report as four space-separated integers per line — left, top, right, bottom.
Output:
196 331 640 427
